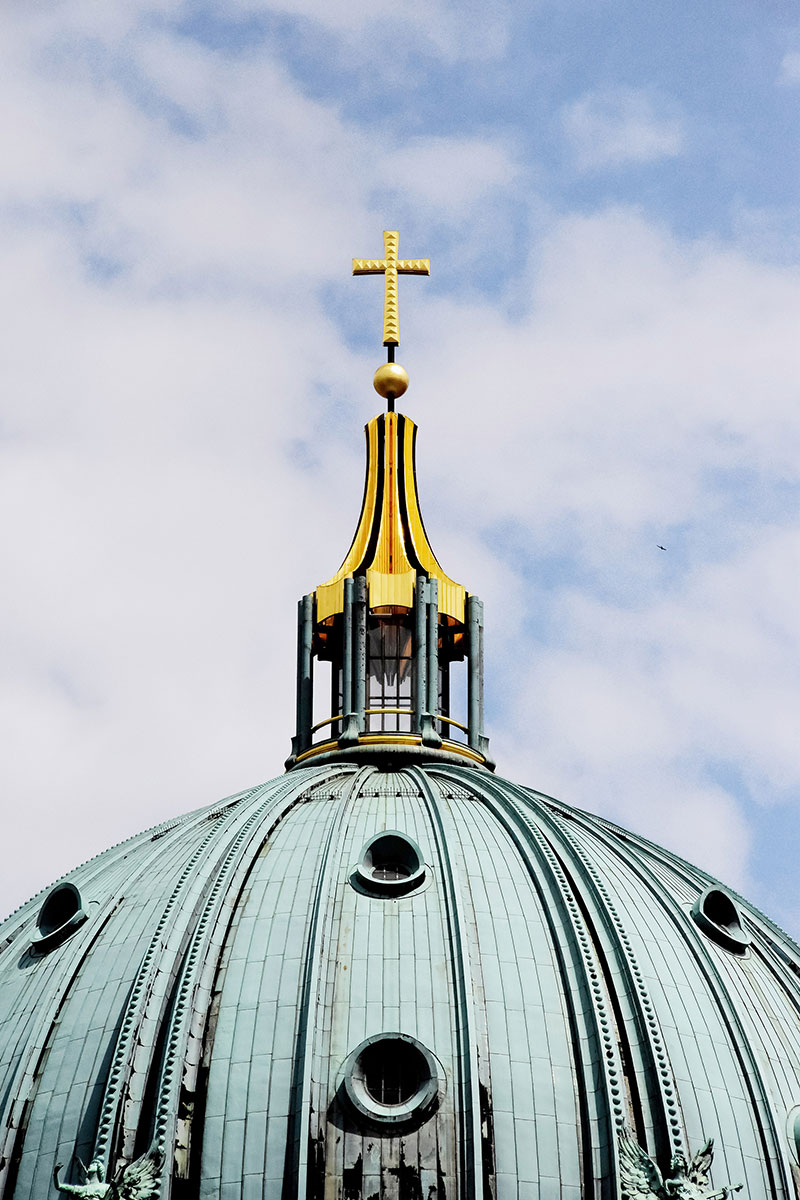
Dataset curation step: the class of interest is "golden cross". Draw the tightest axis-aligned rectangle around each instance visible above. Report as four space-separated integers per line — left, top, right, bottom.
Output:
353 231 430 347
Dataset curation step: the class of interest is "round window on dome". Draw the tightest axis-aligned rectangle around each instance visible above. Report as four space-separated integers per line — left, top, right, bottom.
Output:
691 886 751 955
786 1106 800 1165
343 1034 441 1126
354 831 426 897
31 883 87 954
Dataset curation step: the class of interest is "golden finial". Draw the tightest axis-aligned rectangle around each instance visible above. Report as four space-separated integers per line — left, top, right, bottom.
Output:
372 362 409 401
353 231 430 349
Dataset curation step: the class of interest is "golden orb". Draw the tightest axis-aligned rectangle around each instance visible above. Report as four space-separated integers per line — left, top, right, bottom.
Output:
373 362 409 400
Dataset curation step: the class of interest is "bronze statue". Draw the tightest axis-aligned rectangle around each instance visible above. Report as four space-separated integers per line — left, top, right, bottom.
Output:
53 1150 161 1199
619 1125 743 1200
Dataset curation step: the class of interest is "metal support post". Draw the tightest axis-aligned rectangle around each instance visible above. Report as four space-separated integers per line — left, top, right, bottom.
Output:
413 575 428 733
422 579 442 747
339 577 359 745
353 574 367 734
293 593 314 756
467 594 492 762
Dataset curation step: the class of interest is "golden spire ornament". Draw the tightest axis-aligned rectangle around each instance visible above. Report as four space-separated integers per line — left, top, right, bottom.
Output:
353 230 430 408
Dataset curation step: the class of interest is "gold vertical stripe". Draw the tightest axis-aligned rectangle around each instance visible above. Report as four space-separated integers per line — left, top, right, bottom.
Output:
315 412 464 625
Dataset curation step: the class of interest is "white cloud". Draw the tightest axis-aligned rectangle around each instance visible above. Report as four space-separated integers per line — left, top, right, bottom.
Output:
492 530 800 892
562 87 684 169
0 3 798 942
28 0 511 64
778 50 800 85
225 0 511 61
372 137 520 219
407 214 799 578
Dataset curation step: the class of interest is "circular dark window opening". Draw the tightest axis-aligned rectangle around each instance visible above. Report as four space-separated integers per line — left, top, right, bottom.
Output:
360 1039 427 1106
703 889 741 934
31 883 88 953
691 886 750 954
355 832 426 896
38 884 81 937
343 1034 442 1126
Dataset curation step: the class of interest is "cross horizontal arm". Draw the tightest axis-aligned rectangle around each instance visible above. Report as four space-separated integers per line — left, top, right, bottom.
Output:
352 259 430 277
396 260 430 275
352 259 387 275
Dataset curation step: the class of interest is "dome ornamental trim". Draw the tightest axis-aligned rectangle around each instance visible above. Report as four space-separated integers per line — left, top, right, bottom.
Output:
463 774 628 1190
545 789 794 1200
535 796 688 1162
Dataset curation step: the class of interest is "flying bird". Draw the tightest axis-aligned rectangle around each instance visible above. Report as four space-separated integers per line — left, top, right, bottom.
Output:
657 545 667 551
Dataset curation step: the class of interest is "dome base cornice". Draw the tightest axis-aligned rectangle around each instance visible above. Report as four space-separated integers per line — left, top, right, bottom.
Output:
285 733 494 772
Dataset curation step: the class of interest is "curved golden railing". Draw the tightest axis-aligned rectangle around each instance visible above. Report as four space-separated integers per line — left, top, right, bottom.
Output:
309 709 468 741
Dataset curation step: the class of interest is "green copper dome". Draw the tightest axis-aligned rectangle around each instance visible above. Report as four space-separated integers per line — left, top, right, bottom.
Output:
1 762 799 1199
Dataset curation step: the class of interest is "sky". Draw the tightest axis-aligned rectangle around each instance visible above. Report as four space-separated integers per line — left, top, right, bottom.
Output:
1 0 799 936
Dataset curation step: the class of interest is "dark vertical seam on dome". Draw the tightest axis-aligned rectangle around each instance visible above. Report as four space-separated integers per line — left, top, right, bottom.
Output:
0 802 240 1194
0 815 211 1126
131 941 191 1161
131 769 341 1194
549 802 793 1200
282 766 376 1200
92 810 247 1170
746 939 800 1027
520 802 683 1164
428 765 622 1200
544 795 800 966
425 780 497 1200
187 768 348 1197
578 818 800 1019
0 902 123 1200
412 767 484 1200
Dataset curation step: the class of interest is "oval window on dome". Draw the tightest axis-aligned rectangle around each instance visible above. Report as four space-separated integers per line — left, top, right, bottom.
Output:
353 831 426 896
343 1034 441 1126
691 886 751 955
30 883 88 954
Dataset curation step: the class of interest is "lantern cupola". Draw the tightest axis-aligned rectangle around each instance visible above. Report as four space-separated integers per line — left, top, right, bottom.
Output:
287 232 492 770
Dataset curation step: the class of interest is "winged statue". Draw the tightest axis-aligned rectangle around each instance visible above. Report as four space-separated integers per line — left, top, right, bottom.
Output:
53 1149 162 1199
618 1125 742 1200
